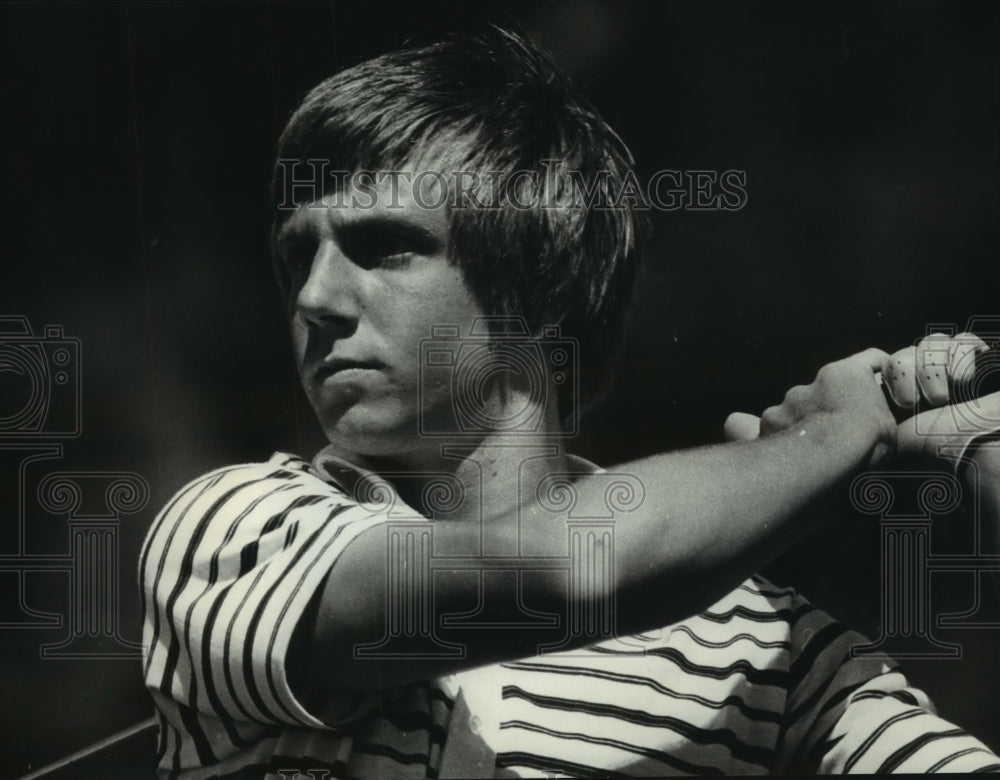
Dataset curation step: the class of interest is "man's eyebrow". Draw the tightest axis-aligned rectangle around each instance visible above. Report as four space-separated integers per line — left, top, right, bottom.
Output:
334 214 442 248
274 211 445 254
274 218 310 248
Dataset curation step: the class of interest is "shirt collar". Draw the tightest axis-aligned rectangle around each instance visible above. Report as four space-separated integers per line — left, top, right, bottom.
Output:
310 445 380 498
311 446 604 494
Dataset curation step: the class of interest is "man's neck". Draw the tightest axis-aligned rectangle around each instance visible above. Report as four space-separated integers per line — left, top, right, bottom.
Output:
326 434 571 524
315 393 572 523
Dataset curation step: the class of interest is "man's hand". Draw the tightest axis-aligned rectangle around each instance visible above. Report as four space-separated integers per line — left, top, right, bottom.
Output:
724 348 896 469
884 332 1000 467
726 333 1000 472
880 331 986 410
896 389 1000 466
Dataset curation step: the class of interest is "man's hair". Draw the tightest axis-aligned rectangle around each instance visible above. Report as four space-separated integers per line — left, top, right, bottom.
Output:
271 26 647 417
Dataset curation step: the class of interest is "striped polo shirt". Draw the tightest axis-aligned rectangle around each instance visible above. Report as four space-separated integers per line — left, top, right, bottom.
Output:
140 452 1000 777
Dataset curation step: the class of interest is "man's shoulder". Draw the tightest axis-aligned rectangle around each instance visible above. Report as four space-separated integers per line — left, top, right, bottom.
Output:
588 575 830 661
669 575 886 677
161 451 334 511
709 574 810 617
193 451 323 482
527 575 812 664
487 577 826 708
163 451 337 503
657 574 812 641
138 452 356 567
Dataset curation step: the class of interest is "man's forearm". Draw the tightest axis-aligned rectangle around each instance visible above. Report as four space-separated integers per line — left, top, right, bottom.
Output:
301 411 880 692
537 411 879 622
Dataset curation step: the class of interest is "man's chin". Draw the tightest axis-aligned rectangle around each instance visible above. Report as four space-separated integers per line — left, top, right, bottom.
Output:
319 411 419 458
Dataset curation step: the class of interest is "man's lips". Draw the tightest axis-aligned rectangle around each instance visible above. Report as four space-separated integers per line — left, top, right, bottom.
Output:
314 357 385 380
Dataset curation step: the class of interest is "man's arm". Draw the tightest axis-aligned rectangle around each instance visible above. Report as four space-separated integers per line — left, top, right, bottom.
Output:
775 595 1000 773
887 333 1000 575
295 349 900 694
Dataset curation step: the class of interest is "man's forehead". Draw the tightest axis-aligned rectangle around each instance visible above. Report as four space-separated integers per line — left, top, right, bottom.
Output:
278 167 451 238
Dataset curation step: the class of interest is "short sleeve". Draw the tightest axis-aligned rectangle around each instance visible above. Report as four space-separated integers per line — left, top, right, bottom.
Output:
140 452 389 736
776 596 1000 773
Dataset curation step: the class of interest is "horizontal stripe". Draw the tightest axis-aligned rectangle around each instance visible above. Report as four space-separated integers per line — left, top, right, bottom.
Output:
852 688 919 707
876 727 966 773
700 602 811 624
495 750 633 778
140 454 1000 779
669 623 791 652
643 646 789 688
928 746 994 773
500 721 727 775
503 659 782 724
501 685 773 768
843 709 924 772
352 742 431 766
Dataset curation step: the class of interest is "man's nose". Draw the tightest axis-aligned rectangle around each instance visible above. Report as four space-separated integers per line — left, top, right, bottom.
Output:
295 240 361 331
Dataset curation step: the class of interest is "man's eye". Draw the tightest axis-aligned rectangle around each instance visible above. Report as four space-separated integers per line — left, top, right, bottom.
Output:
347 235 417 268
279 237 317 273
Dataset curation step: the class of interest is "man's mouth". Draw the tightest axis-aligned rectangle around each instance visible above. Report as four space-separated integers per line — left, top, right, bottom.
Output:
315 357 385 380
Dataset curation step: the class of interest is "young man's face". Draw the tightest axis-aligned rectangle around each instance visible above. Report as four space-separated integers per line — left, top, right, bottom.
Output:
277 170 487 457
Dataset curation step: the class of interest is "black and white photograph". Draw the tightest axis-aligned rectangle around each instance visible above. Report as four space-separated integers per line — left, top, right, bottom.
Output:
2 1 1000 777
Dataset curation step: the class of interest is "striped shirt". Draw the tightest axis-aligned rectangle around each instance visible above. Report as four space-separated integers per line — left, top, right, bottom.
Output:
140 451 1000 777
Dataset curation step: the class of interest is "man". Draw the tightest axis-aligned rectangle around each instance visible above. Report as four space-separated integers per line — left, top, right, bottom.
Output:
141 28 1000 777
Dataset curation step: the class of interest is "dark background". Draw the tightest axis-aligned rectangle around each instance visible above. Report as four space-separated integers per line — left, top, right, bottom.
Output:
1 0 998 776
